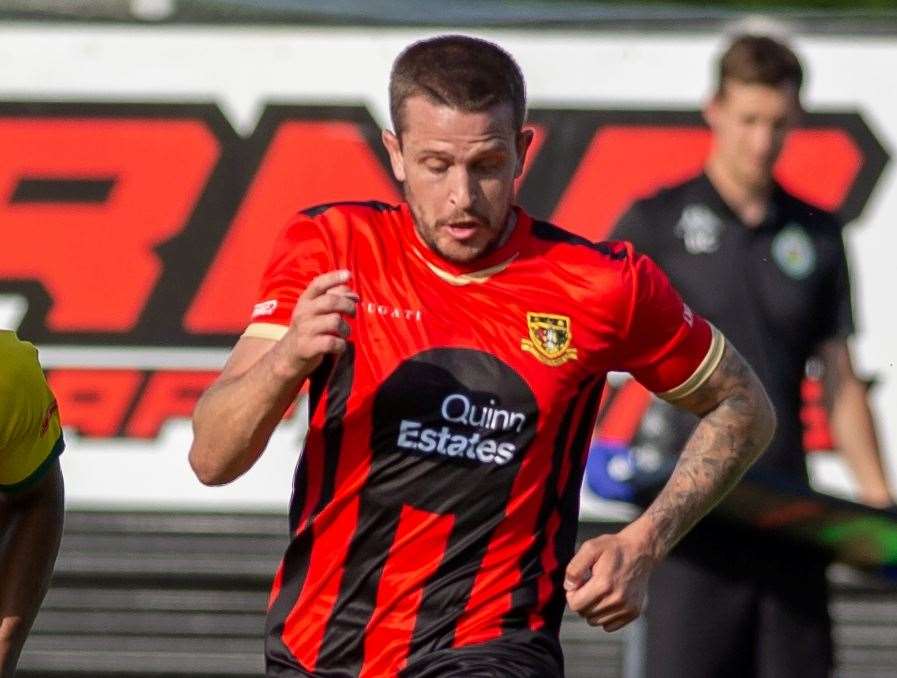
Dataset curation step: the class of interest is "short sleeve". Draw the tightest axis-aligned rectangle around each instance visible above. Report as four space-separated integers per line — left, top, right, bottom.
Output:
817 231 855 344
243 212 337 341
0 334 65 492
616 248 724 400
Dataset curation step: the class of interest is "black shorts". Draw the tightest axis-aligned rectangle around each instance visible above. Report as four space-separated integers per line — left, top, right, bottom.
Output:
645 521 833 678
267 629 563 678
400 631 562 678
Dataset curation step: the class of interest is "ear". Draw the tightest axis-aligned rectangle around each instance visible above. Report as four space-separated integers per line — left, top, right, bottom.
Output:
381 128 406 183
514 128 535 179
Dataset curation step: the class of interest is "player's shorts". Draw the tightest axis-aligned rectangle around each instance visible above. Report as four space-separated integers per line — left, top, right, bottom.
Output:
645 520 833 678
267 630 563 678
400 631 562 678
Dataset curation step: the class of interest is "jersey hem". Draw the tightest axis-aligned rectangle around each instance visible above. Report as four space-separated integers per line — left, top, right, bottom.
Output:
656 324 725 402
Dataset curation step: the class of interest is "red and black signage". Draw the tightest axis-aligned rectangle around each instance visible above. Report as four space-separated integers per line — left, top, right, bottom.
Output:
1 102 886 438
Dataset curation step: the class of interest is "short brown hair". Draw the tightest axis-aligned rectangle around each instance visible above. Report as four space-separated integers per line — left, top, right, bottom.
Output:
389 35 527 135
716 34 804 97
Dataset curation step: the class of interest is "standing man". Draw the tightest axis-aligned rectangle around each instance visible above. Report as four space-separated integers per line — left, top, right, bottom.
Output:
190 35 775 677
0 330 65 677
612 34 893 678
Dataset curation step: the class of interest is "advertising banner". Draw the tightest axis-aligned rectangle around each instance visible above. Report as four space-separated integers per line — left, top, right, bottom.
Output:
1 25 893 512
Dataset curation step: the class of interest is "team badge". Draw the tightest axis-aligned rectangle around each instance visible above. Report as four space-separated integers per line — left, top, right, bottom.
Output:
675 204 723 254
521 313 578 366
772 223 816 280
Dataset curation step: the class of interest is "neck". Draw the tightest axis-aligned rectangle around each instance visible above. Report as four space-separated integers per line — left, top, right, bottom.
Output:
705 154 773 228
496 208 517 249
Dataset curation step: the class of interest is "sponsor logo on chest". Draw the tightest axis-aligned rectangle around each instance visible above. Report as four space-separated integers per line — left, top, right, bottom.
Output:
397 392 526 466
363 302 423 322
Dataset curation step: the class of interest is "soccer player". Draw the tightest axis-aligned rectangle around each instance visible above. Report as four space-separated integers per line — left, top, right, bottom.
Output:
612 34 894 678
189 35 775 677
0 330 65 677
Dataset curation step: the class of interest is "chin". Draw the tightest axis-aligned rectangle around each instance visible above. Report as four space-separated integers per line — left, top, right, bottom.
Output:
434 238 489 264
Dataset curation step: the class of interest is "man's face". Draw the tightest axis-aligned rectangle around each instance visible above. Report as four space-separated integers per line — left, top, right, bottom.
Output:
382 95 532 264
705 79 801 189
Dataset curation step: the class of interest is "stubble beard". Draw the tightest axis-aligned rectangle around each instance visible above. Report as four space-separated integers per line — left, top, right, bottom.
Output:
407 201 513 265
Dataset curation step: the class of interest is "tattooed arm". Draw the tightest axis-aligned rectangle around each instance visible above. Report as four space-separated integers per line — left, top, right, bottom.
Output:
565 341 775 632
637 341 775 554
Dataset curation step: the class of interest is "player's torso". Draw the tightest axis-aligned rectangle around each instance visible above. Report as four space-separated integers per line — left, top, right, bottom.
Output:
269 205 616 676
308 204 616 501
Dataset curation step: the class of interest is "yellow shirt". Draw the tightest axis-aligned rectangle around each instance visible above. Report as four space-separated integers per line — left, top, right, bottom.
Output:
0 330 64 491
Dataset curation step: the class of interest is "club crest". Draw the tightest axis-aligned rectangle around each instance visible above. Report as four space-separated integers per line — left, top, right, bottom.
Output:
772 223 816 280
521 313 578 366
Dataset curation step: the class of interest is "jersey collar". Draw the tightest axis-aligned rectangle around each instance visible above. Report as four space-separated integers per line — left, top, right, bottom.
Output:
401 203 531 285
699 172 783 232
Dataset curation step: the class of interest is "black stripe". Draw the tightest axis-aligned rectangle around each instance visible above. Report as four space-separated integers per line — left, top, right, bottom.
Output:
315 343 356 520
532 220 628 260
301 200 399 218
542 377 606 635
288 355 334 533
501 374 603 633
10 177 115 203
317 504 403 675
265 529 315 673
265 343 356 673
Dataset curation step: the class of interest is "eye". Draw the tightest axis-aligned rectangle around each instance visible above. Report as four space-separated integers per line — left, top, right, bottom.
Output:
423 159 449 174
473 156 505 174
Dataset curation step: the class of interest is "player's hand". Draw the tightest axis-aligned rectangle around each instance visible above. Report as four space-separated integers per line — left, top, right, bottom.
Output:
564 529 657 632
279 269 359 376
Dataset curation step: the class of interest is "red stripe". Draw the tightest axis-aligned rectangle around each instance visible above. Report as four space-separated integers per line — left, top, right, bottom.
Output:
359 507 455 677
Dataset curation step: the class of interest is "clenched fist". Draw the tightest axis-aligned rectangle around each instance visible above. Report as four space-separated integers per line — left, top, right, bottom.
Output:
564 529 658 633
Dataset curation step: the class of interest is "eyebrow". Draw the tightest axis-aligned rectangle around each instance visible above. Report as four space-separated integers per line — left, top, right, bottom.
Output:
414 138 511 157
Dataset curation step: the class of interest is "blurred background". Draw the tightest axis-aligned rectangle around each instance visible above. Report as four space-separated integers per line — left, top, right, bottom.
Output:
2 0 897 676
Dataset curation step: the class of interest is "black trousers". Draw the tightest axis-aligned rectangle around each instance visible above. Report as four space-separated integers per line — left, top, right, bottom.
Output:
645 521 833 678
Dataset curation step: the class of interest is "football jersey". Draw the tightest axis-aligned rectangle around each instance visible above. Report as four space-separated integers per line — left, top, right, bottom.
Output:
0 330 64 491
246 201 720 677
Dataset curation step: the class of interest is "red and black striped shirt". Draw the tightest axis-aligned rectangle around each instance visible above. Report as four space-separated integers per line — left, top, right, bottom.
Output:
246 202 718 677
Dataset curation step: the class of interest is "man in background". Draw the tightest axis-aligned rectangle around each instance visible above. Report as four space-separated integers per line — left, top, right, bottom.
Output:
0 330 65 676
613 34 893 677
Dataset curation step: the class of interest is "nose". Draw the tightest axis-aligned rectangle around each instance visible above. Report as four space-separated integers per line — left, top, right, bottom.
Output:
750 124 778 162
448 168 475 211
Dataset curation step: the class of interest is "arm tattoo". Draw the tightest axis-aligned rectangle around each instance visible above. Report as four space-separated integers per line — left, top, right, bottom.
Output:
642 342 775 558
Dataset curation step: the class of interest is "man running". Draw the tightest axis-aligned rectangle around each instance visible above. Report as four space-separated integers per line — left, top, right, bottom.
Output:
190 35 775 677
